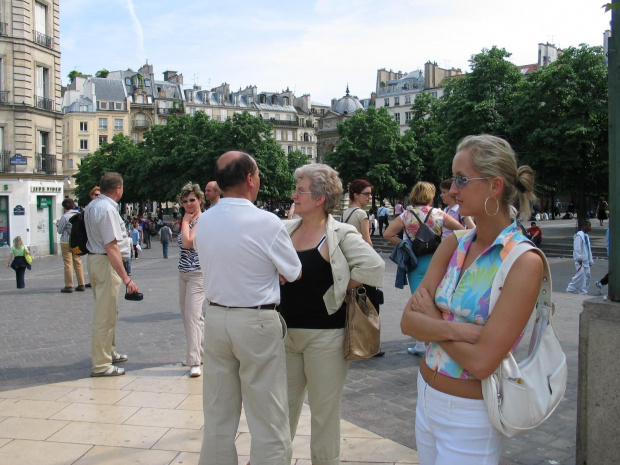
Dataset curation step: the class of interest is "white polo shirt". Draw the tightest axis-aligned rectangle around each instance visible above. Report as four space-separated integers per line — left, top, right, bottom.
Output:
194 197 301 307
85 193 131 259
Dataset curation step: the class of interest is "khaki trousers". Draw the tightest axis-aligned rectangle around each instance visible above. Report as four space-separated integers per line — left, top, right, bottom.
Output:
60 242 85 287
178 271 205 366
199 305 291 465
285 328 350 465
88 254 121 373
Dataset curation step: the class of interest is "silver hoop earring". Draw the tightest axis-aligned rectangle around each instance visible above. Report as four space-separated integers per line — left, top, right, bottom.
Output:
484 196 500 216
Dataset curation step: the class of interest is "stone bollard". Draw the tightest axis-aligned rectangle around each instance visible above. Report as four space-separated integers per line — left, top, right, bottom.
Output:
576 298 620 464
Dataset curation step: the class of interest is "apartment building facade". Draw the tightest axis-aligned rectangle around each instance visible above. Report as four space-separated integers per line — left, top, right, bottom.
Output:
0 0 63 256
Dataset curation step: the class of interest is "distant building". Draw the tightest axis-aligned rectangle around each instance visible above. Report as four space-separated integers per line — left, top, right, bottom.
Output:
0 0 64 256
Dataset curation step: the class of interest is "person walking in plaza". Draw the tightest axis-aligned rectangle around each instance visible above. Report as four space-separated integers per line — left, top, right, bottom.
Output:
566 220 594 295
280 165 384 465
85 172 138 377
402 134 542 464
159 222 173 259
194 151 302 465
7 236 30 289
141 217 152 249
57 198 86 293
596 196 609 226
384 181 464 356
394 200 404 217
377 202 390 237
130 224 140 259
177 182 205 378
204 180 221 208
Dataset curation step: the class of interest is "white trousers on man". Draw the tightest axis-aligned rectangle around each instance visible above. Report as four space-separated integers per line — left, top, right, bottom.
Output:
566 262 590 295
198 305 291 465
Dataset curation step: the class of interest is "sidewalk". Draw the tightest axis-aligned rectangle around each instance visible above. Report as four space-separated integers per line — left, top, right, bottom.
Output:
0 241 608 464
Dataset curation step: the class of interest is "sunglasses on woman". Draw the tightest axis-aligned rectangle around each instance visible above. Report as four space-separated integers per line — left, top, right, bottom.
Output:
182 198 197 204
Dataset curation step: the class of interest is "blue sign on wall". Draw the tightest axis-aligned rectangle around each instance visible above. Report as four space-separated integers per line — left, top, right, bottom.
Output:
10 154 27 165
13 205 25 216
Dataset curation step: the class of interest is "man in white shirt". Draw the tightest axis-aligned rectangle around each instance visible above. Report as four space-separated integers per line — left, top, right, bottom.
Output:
566 220 594 295
194 152 302 465
85 172 139 376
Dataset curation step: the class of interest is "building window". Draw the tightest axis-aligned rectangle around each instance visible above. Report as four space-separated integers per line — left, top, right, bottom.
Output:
405 95 411 104
394 113 401 124
287 130 293 141
79 122 88 132
39 131 49 154
263 113 269 119
114 119 123 131
394 97 400 106
99 135 108 146
301 147 306 155
35 65 50 104
115 102 123 110
100 101 108 109
275 114 280 120
136 94 144 104
80 140 88 150
286 114 292 121
125 77 132 86
276 130 282 140
34 2 51 47
288 146 293 153
303 132 309 142
384 98 389 107
131 132 139 142
144 79 151 87
431 92 438 98
405 112 413 123
98 118 107 129
69 159 74 169
307 147 312 157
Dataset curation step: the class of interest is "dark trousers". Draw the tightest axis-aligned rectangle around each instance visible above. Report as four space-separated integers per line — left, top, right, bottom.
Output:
378 216 389 236
143 232 151 248
133 245 139 259
15 267 26 288
600 273 609 286
162 241 169 259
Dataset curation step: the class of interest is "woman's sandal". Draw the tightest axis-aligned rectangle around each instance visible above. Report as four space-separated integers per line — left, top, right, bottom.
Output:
112 353 128 363
91 366 125 377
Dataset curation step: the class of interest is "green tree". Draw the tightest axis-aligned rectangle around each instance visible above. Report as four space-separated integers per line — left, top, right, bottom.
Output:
407 91 445 184
324 106 420 204
67 70 91 83
95 69 110 78
433 47 524 174
510 45 608 224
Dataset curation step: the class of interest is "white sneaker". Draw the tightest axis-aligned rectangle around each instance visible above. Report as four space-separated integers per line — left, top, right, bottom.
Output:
190 365 201 377
595 281 603 293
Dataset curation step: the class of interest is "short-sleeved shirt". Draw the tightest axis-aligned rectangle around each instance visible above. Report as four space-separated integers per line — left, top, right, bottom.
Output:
57 210 77 243
442 205 461 238
85 193 131 258
11 245 26 256
425 221 530 379
343 207 367 235
194 197 301 307
178 218 200 273
400 206 446 239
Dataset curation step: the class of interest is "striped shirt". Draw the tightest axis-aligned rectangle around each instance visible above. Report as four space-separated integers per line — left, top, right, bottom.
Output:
57 210 78 243
84 193 131 259
178 218 201 272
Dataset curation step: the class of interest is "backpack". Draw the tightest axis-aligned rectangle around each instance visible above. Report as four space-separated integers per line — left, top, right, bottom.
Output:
69 212 89 255
407 209 441 256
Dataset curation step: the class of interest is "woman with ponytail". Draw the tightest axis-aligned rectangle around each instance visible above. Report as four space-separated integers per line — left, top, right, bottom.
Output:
401 134 543 464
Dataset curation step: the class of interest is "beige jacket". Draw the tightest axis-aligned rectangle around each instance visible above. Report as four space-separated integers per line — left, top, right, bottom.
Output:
284 214 385 314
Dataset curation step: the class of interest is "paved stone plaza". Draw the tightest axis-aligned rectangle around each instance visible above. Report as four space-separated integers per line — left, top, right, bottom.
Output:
0 219 611 464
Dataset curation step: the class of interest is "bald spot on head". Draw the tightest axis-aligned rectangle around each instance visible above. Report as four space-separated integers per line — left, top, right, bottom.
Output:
217 151 247 171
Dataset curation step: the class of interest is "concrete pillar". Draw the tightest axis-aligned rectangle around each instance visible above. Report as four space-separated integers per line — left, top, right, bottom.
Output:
576 298 620 464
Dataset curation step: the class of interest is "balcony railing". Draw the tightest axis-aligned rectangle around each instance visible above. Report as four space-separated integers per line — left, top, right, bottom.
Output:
265 118 299 127
157 107 183 115
36 153 57 174
0 91 8 105
34 30 53 48
0 22 7 36
133 119 151 129
34 95 55 111
0 150 12 173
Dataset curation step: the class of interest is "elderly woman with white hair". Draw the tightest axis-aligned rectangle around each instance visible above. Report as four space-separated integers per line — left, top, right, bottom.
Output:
279 163 385 465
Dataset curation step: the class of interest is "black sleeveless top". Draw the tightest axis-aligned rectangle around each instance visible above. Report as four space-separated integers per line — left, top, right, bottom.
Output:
279 236 346 329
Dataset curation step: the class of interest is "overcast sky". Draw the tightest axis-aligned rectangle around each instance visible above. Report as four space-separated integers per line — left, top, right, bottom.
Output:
61 0 611 105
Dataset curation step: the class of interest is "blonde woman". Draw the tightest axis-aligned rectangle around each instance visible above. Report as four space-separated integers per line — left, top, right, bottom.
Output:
403 135 541 463
7 236 30 289
177 182 205 378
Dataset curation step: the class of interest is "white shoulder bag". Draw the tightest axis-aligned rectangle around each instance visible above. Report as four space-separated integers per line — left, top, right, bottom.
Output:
482 242 567 437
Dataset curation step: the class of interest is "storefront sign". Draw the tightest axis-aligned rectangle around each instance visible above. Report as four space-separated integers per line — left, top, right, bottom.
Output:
10 154 27 165
13 205 25 216
30 186 62 193
2 184 12 193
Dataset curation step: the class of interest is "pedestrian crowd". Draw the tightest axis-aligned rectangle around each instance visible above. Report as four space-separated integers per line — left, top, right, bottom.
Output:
4 133 611 465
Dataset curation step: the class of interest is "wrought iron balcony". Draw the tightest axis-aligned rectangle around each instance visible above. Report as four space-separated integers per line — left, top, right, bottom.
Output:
34 95 55 111
36 153 57 174
34 30 53 48
0 150 12 173
266 118 299 127
157 107 184 115
133 119 151 129
0 91 8 105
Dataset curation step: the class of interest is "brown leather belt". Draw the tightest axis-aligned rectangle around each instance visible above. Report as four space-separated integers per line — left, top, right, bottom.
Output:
209 302 278 310
420 357 483 400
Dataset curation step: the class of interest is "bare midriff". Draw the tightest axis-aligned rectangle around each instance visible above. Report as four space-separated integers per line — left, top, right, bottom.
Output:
420 357 483 400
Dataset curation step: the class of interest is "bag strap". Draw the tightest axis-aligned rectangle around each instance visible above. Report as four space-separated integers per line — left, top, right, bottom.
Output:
410 208 424 225
344 207 361 224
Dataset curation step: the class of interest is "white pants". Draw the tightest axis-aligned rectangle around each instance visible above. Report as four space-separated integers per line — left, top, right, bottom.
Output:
566 263 590 295
415 372 503 465
199 305 291 465
285 328 350 465
178 271 205 366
